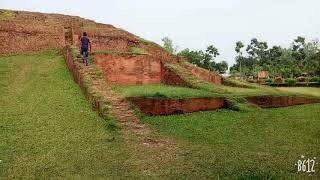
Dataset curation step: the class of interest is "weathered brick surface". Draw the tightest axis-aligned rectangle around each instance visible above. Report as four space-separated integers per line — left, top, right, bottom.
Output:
246 96 320 108
1 9 223 86
0 10 138 54
128 97 225 115
0 31 64 54
94 54 163 85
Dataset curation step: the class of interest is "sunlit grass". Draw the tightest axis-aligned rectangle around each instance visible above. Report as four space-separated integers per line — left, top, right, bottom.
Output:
142 104 320 178
113 84 222 99
277 87 320 97
0 49 136 178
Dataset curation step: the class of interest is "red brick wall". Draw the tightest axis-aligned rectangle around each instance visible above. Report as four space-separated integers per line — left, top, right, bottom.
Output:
129 97 225 115
0 27 65 54
246 96 320 108
93 54 163 85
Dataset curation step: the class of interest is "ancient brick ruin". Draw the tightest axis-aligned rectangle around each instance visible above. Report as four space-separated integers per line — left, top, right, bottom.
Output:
94 54 164 85
246 96 320 108
128 97 225 115
0 9 222 87
2 10 319 116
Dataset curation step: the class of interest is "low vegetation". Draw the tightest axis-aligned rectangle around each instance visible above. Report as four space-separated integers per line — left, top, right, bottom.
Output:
113 84 222 99
92 47 150 56
163 63 298 97
277 87 320 97
0 10 15 21
127 47 150 55
222 78 257 89
136 36 163 49
0 49 138 178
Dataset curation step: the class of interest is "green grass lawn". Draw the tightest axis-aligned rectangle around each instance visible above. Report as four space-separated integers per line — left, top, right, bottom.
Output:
1 49 319 179
112 83 298 99
278 87 320 97
142 104 320 179
0 49 138 178
113 84 222 99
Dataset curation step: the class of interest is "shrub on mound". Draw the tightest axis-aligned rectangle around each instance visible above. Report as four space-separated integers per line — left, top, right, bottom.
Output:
310 76 320 83
264 79 272 84
273 77 284 85
296 76 307 82
223 78 257 89
285 78 297 86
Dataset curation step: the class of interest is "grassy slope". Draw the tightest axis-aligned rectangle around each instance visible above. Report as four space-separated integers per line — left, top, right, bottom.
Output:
112 83 300 100
113 84 222 99
142 104 320 179
0 50 138 178
277 87 320 97
164 63 301 97
1 48 319 179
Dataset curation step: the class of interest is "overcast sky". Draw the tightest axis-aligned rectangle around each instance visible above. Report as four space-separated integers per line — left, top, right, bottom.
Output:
1 0 320 65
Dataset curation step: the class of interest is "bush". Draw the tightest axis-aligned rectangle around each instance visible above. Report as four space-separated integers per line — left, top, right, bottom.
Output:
264 79 272 83
247 79 255 83
285 78 297 86
310 77 320 83
296 76 307 82
273 77 284 85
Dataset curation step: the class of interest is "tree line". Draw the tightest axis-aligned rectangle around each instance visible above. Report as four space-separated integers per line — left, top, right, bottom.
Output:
162 36 320 78
162 37 228 74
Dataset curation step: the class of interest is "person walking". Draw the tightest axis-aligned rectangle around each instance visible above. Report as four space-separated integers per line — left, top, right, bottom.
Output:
80 32 91 66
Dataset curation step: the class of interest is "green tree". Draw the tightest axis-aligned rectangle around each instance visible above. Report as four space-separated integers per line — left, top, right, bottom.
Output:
215 61 228 74
161 37 178 54
178 45 227 73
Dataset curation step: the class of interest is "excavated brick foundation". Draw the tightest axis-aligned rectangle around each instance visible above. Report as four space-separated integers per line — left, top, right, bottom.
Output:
246 96 320 108
94 54 163 85
128 97 225 116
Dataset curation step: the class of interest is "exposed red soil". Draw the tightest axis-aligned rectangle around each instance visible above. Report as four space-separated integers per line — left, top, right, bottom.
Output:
246 96 320 108
128 97 225 115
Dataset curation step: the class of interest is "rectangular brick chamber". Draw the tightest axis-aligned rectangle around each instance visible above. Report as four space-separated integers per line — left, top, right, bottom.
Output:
128 97 225 116
246 96 320 108
93 54 163 85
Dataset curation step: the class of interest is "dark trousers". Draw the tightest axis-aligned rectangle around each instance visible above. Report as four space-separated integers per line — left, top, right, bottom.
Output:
80 47 89 65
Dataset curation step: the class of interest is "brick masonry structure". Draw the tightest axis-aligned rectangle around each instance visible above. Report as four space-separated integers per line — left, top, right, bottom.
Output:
1 9 223 86
94 54 163 85
128 97 225 116
246 96 320 108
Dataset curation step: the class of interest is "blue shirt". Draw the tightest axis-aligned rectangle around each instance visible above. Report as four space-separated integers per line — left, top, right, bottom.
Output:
80 36 90 49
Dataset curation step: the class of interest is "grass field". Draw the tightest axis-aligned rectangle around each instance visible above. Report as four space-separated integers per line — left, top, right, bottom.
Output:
142 104 320 178
1 49 319 179
113 84 222 98
113 83 300 99
0 50 138 178
278 87 320 97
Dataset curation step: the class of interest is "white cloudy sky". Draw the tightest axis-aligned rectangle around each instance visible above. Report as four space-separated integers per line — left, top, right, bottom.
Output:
1 0 319 65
